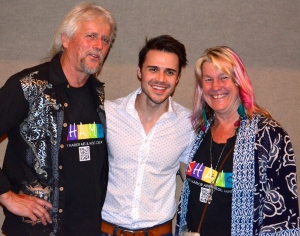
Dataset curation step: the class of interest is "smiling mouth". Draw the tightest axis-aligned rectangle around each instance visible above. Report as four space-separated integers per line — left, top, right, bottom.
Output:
87 51 104 61
91 54 99 58
212 94 226 99
152 85 167 91
89 54 101 60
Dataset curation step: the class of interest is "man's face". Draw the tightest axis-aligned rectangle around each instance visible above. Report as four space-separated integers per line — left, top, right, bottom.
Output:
61 16 111 77
138 50 180 106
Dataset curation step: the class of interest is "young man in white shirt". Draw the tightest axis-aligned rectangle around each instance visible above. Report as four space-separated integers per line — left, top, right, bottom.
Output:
101 35 194 236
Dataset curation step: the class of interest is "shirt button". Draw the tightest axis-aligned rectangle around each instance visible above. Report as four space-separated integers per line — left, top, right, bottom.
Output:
63 123 67 127
59 209 63 213
59 165 63 170
60 144 64 149
64 103 68 107
59 187 64 191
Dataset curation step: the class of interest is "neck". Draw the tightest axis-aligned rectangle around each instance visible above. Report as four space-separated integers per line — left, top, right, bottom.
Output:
61 54 89 88
211 112 240 143
135 93 169 135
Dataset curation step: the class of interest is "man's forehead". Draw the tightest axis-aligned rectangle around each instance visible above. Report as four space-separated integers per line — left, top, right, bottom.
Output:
143 50 179 70
77 16 111 30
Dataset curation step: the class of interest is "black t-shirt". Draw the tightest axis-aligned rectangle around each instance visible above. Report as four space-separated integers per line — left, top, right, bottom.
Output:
186 129 236 236
59 81 107 235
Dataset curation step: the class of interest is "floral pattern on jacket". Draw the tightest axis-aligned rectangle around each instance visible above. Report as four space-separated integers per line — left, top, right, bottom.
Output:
176 115 299 236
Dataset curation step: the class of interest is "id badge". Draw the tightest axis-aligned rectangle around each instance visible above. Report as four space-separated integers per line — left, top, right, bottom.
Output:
200 186 212 203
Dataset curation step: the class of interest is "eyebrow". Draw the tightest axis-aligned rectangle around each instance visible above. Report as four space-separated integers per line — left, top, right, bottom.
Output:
202 74 211 78
203 72 229 78
147 66 177 72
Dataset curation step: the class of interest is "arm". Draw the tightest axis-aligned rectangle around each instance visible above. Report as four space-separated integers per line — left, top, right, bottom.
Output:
0 74 52 226
257 121 299 234
179 128 195 181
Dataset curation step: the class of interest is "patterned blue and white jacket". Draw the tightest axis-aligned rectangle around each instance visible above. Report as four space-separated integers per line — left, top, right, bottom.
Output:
176 115 299 236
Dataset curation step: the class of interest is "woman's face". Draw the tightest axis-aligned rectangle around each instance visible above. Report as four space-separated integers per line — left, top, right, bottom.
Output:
201 62 240 117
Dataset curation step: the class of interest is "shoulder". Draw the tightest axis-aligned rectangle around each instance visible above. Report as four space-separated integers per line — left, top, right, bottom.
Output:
104 95 129 113
105 89 138 110
105 96 126 107
2 62 50 91
255 115 293 154
16 62 50 80
256 115 289 139
170 99 192 118
7 62 51 89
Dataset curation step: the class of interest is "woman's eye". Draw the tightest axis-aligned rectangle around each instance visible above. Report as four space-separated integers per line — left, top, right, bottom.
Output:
220 76 229 80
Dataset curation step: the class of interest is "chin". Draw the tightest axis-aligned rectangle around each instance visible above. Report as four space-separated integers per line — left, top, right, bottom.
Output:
151 97 168 105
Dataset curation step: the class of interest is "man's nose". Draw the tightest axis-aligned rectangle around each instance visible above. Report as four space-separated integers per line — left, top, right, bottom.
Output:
93 38 103 51
155 71 166 82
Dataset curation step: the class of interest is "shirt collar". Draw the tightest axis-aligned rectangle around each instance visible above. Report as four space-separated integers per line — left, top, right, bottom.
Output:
48 53 103 88
49 53 68 85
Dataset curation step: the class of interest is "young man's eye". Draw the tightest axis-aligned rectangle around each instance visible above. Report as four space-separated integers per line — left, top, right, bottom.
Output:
149 68 157 72
166 71 175 76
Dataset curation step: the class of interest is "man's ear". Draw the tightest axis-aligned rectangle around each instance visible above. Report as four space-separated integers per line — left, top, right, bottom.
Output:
137 67 142 79
176 75 181 84
61 33 70 49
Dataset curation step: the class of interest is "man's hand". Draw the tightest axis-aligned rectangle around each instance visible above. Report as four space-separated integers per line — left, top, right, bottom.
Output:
0 190 53 226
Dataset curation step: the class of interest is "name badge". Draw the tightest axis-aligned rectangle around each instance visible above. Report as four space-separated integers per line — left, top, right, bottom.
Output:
79 146 90 161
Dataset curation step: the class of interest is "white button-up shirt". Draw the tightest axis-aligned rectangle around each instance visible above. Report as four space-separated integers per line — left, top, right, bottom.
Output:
102 88 194 229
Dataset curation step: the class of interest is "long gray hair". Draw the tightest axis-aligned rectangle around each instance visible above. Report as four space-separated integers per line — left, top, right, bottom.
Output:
50 2 117 57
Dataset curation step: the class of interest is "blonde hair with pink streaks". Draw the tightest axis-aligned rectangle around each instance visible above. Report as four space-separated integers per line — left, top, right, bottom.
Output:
192 46 271 132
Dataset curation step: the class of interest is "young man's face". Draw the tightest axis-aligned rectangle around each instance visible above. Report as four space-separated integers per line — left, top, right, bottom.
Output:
61 16 111 78
137 50 180 106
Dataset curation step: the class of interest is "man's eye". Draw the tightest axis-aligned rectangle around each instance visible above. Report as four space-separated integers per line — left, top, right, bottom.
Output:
102 37 110 45
166 71 175 76
87 34 95 39
149 68 157 72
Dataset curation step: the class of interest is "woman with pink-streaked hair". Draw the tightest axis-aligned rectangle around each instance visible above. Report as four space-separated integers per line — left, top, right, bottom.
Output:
176 46 299 236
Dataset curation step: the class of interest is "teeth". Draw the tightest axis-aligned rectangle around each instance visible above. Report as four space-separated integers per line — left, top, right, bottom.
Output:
212 94 225 99
152 86 165 90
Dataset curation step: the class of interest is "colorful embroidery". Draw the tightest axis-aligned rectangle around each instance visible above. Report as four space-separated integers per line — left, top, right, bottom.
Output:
67 123 104 140
187 162 232 188
19 73 59 179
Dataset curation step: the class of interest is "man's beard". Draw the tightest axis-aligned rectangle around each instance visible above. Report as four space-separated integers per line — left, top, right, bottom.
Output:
80 51 104 75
